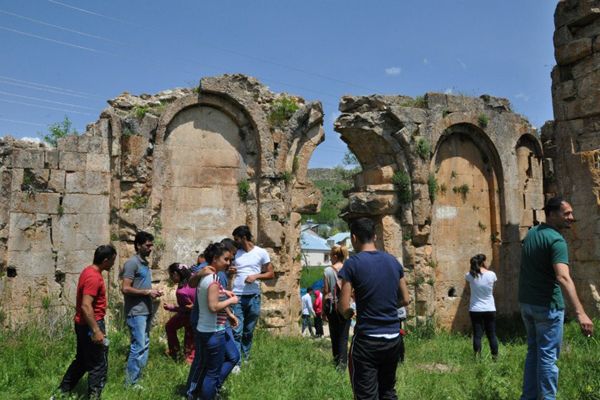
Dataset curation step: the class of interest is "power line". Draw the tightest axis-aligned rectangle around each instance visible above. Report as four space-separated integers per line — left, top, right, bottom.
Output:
0 75 100 98
0 117 46 127
47 0 135 26
0 25 114 55
0 90 96 110
0 98 92 115
0 79 98 100
0 9 123 44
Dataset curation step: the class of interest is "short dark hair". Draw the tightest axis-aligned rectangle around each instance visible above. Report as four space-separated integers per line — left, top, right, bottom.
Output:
350 218 375 243
168 262 191 283
134 231 154 251
307 287 313 293
544 196 565 217
203 242 230 264
93 244 116 265
232 225 252 241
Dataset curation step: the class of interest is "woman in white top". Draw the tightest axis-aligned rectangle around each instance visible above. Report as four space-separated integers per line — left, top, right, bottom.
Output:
465 253 499 359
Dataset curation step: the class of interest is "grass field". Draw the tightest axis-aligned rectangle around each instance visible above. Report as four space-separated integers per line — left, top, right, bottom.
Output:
1 317 600 399
300 266 325 289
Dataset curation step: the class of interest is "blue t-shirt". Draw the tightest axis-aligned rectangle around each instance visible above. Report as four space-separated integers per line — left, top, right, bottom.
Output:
338 250 404 336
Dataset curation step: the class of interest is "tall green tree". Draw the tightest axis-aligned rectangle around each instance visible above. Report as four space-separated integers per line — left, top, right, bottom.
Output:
41 116 78 147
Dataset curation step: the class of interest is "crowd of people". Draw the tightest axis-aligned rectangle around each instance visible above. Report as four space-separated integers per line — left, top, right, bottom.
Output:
50 196 595 400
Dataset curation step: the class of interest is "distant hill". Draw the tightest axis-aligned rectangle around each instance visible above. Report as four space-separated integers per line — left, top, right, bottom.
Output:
307 168 340 182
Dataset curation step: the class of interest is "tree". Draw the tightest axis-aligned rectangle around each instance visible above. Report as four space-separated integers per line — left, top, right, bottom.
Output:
41 116 78 147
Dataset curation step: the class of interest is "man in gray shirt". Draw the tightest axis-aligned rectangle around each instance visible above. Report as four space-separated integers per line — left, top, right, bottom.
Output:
120 231 163 387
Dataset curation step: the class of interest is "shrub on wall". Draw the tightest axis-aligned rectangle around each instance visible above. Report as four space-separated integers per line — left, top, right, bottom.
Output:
392 170 412 203
268 96 300 128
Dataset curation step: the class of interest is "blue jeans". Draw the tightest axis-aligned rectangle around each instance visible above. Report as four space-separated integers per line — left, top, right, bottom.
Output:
231 294 261 363
187 329 240 400
125 314 152 386
519 303 564 400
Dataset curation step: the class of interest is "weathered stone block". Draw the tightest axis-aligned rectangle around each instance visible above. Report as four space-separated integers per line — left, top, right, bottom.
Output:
11 149 44 169
7 213 52 252
57 135 79 152
44 150 59 169
86 153 110 172
6 250 56 276
10 192 60 214
55 250 93 274
53 214 110 251
48 169 65 192
65 171 111 194
59 151 87 171
62 194 109 214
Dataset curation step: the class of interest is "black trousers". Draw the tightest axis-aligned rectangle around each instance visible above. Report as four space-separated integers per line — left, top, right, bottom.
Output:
314 316 324 336
59 320 108 399
349 334 403 400
469 311 498 356
325 309 351 369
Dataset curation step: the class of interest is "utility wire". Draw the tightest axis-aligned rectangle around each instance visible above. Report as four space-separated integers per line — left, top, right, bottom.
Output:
0 75 100 98
47 0 135 26
0 98 92 115
0 90 96 110
0 78 98 100
0 9 123 44
0 117 46 127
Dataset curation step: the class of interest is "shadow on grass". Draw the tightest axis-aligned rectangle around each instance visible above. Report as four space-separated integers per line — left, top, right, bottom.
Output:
496 312 526 344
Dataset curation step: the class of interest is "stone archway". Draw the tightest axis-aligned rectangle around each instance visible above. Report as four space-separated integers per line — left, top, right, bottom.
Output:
431 126 502 331
160 105 256 262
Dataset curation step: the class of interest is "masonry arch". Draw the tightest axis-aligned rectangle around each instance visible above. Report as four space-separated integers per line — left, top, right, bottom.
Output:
515 134 544 235
430 123 503 330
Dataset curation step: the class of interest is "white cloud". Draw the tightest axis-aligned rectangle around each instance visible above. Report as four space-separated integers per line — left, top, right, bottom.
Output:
456 58 467 70
444 88 453 94
384 67 402 76
515 92 530 101
19 136 42 144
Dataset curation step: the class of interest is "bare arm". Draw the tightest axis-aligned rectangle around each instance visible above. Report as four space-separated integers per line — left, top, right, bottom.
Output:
81 294 104 344
338 279 354 320
189 266 215 288
554 262 594 336
398 277 410 307
245 262 274 283
121 278 162 298
207 284 239 313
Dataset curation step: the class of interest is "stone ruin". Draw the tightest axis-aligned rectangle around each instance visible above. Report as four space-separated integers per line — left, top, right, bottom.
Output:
2 0 600 333
335 93 543 330
542 0 600 317
0 74 324 334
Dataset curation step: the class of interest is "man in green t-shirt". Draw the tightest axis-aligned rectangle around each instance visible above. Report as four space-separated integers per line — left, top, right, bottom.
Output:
518 197 594 400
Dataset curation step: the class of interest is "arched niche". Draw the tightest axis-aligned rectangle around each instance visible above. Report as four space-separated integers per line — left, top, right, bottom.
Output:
430 123 504 331
160 104 258 262
516 134 544 236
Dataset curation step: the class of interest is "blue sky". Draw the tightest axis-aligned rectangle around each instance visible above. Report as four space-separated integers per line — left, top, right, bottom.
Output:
1 1 558 168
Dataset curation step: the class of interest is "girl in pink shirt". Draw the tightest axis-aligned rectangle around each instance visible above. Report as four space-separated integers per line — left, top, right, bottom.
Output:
164 263 196 363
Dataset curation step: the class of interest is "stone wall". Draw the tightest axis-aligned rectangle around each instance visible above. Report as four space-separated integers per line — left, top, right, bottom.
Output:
335 94 542 330
541 0 600 317
0 74 324 334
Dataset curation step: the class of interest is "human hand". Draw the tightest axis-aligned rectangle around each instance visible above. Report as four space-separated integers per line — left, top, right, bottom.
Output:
229 315 239 328
149 289 163 298
227 267 237 276
245 275 257 284
91 330 105 345
223 290 235 298
228 294 239 305
163 303 175 311
578 313 594 337
200 266 216 276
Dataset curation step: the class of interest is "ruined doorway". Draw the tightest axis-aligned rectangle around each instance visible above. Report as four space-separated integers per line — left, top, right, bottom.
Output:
431 127 502 331
161 105 254 264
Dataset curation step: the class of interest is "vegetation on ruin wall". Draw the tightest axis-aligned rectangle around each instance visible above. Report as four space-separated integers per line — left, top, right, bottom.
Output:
393 170 412 203
40 116 78 147
1 318 599 399
268 96 300 128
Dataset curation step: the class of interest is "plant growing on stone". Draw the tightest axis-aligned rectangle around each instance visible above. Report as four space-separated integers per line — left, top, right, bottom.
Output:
478 221 487 231
40 116 78 147
268 96 300 128
281 171 293 184
238 179 250 202
124 194 148 211
401 96 427 108
453 184 470 200
450 170 457 179
478 113 489 128
110 233 119 242
402 231 413 242
133 105 150 119
426 278 435 286
427 174 438 203
56 204 64 217
392 170 412 203
292 156 300 174
416 138 431 160
439 183 447 194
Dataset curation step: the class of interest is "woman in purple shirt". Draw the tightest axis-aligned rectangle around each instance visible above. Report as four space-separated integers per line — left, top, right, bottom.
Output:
164 263 196 364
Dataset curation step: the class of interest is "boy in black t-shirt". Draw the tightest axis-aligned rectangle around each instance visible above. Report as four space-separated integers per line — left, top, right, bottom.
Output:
338 218 410 400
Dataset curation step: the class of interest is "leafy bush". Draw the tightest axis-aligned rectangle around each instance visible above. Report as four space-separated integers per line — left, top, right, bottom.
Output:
416 138 431 160
452 184 470 200
478 113 489 128
124 194 148 211
238 179 250 202
392 170 412 203
268 96 299 128
401 95 427 108
427 174 438 203
41 116 78 147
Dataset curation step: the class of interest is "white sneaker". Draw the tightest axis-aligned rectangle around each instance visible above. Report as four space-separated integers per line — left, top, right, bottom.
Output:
231 365 241 374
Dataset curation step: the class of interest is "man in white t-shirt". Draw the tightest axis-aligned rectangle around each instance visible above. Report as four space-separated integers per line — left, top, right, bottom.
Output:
230 225 274 365
301 287 315 337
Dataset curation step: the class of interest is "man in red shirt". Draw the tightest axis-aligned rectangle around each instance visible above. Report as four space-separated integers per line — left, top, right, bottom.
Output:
54 244 117 399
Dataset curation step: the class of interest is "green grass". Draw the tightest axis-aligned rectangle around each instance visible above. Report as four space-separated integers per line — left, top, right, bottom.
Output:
1 317 599 399
300 266 325 289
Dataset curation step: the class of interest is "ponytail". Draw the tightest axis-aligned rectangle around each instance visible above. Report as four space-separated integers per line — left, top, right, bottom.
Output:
469 254 486 278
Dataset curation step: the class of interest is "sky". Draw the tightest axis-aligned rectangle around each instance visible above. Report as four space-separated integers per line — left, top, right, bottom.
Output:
0 1 558 168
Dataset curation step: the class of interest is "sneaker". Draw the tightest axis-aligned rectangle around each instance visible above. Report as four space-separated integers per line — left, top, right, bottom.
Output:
231 365 241 374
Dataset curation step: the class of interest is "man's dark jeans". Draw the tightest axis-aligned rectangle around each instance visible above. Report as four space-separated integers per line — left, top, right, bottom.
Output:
58 320 108 399
349 333 403 400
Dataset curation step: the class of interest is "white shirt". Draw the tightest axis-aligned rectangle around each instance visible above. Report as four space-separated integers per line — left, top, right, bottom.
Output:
465 270 497 312
301 293 314 316
232 246 271 295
